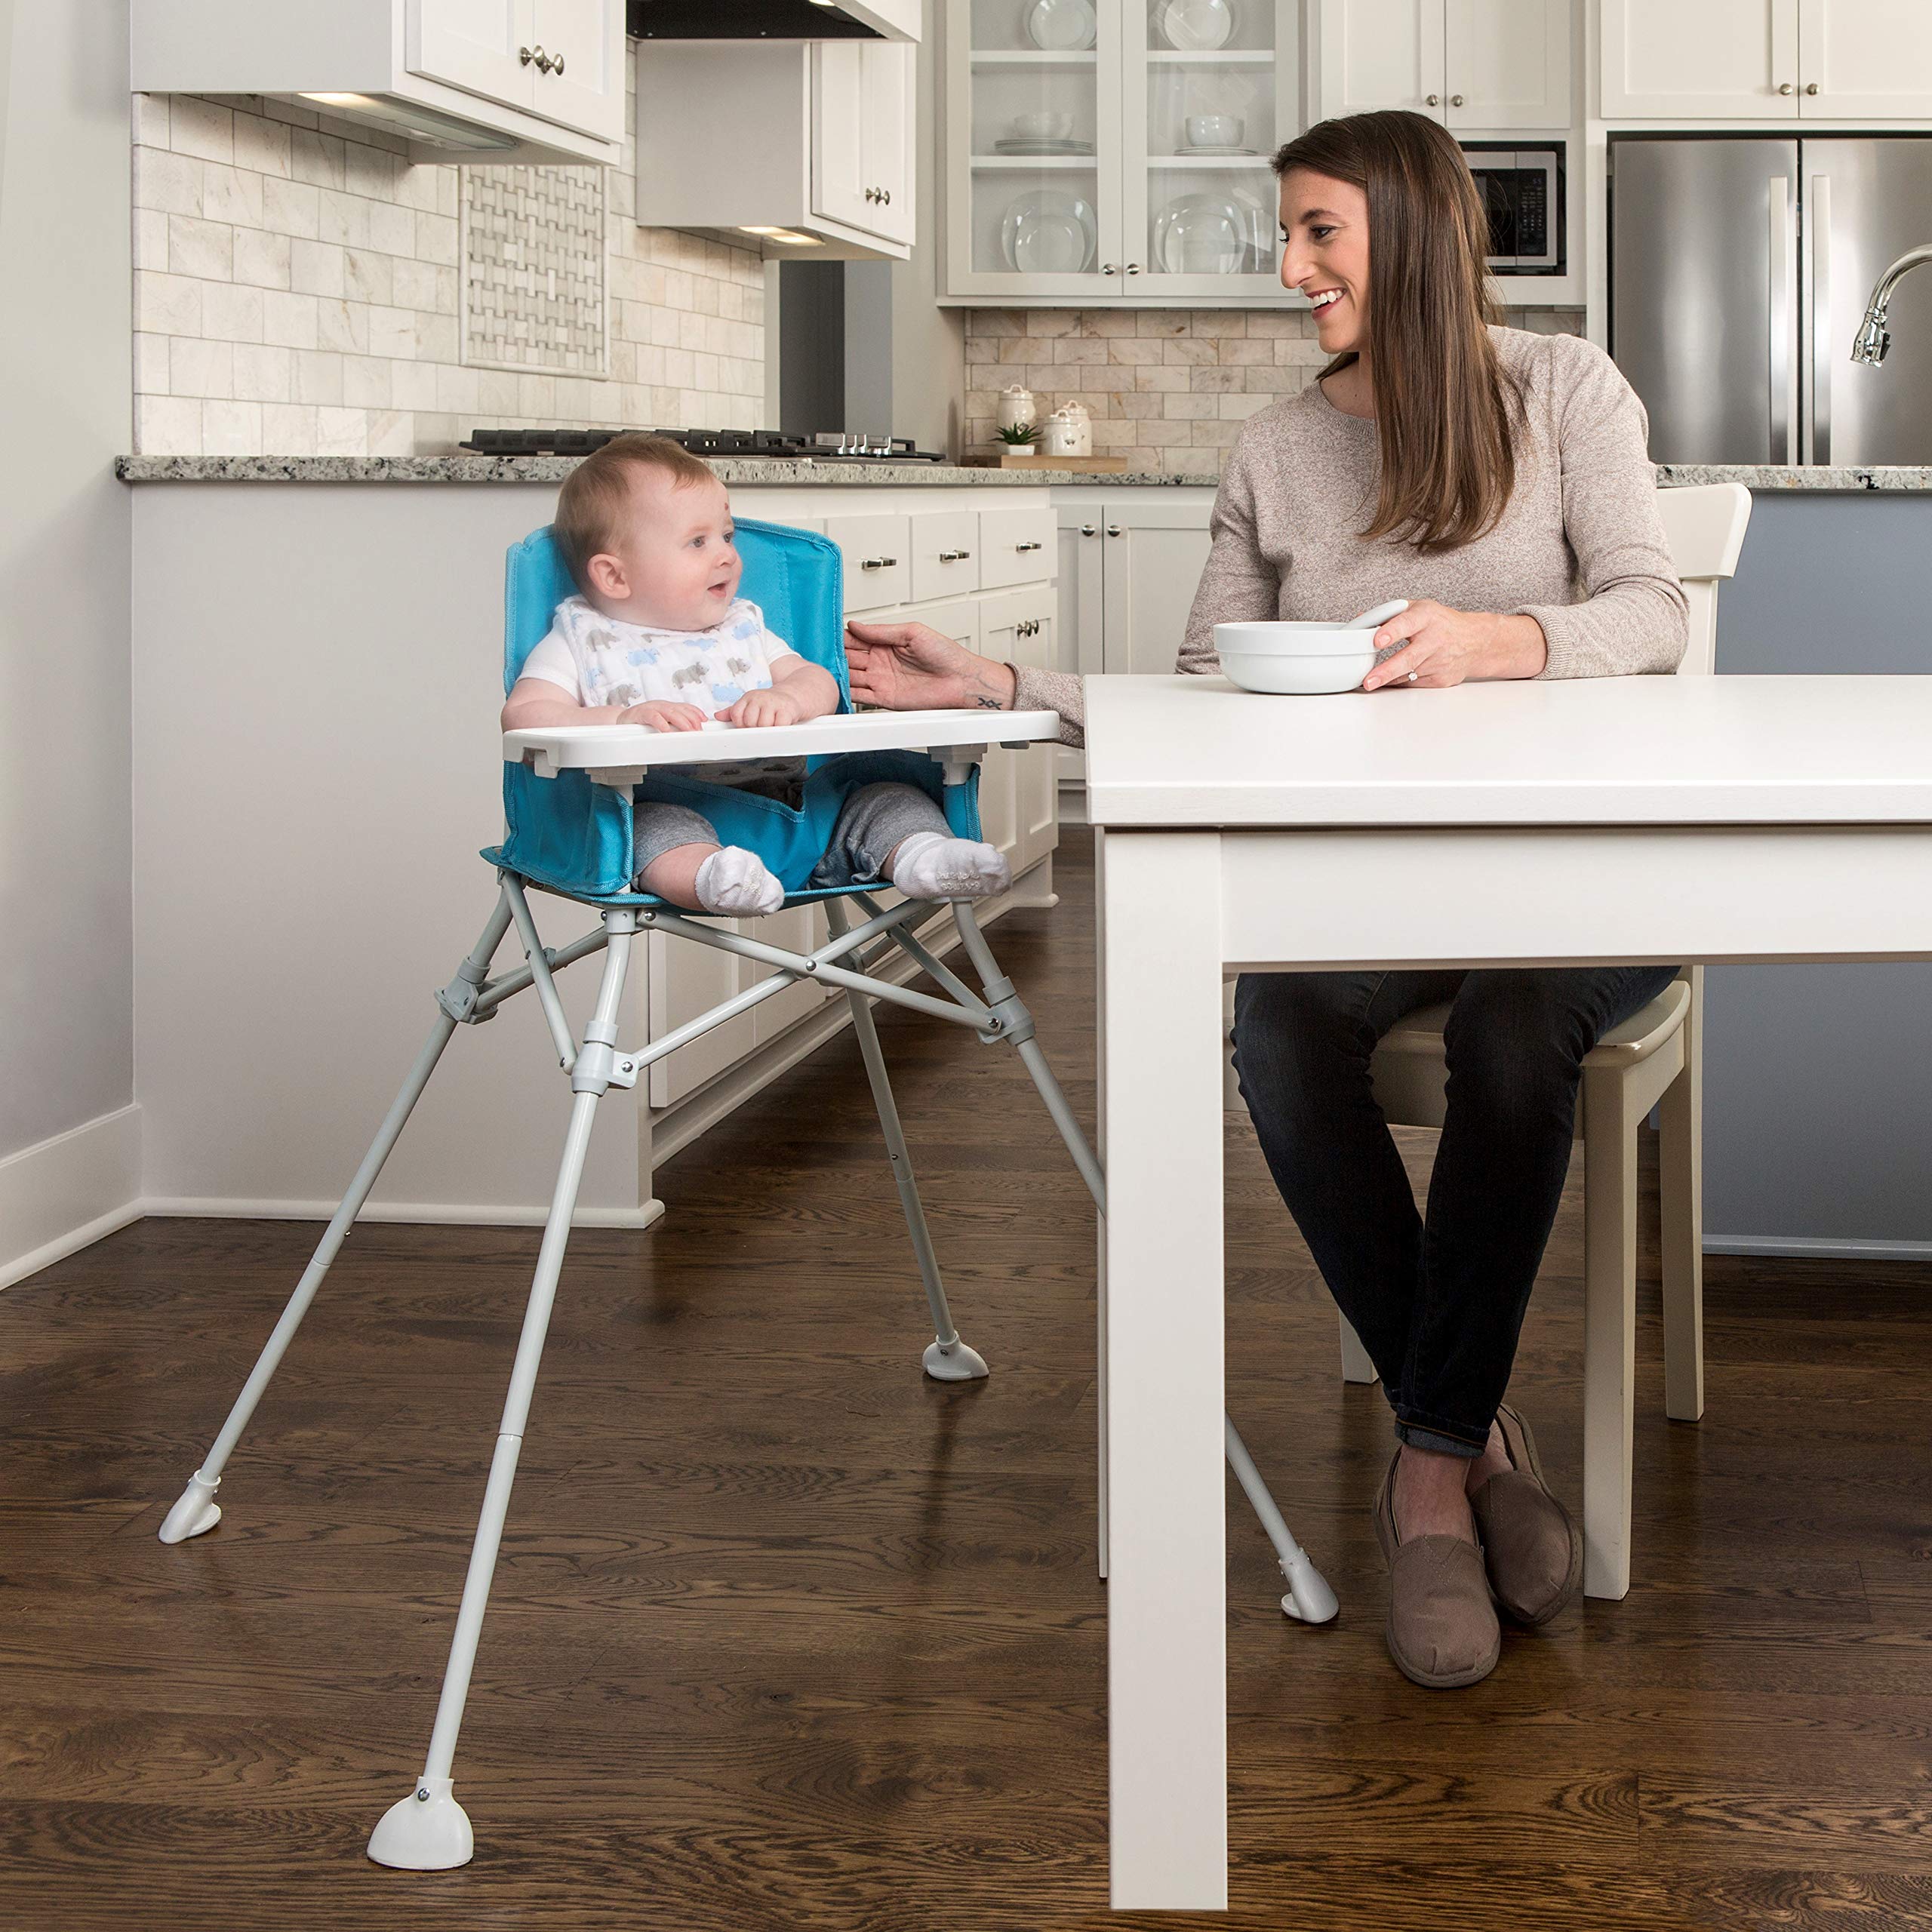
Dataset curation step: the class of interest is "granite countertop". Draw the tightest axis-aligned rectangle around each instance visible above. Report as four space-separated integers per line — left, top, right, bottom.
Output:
115 455 1932 491
115 454 1222 488
1657 463 1932 491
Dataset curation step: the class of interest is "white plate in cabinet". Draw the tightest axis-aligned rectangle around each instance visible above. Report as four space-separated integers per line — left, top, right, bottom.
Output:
977 506 1057 591
826 512 912 611
909 509 982 602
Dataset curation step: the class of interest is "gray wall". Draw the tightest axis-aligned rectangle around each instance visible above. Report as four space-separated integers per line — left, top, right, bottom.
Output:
1705 492 1932 1254
0 0 134 1163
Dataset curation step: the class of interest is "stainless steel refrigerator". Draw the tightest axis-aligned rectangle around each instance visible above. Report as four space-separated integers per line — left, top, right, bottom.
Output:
1609 135 1932 465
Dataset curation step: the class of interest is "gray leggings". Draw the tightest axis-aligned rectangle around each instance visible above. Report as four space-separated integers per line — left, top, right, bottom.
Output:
633 780 952 890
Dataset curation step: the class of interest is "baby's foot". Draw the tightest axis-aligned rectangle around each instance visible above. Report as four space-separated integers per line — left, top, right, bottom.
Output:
695 847 785 915
888 831 1011 902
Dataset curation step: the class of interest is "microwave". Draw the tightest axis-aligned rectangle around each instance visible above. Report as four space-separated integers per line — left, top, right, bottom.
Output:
1460 142 1566 275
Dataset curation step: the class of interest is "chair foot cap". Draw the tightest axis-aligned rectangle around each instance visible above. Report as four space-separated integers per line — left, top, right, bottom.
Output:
158 1472 222 1544
922 1337 990 1382
368 1778 473 1870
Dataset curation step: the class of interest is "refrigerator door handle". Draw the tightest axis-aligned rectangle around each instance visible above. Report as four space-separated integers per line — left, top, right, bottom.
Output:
1809 171 1832 466
1769 174 1797 464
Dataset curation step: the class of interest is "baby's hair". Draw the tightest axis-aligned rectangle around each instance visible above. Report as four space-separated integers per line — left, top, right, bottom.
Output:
553 433 718 595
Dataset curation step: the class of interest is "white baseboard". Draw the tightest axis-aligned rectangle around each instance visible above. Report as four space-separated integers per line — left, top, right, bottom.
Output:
0 1105 144 1291
1705 1232 1932 1262
138 1195 666 1231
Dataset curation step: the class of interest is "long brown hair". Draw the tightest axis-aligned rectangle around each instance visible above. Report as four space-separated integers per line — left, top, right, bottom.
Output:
1272 111 1518 553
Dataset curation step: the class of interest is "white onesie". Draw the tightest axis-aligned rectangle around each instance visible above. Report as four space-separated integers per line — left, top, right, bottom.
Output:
521 594 799 718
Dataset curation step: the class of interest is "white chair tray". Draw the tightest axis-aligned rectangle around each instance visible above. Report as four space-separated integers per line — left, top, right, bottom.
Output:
505 707 1064 783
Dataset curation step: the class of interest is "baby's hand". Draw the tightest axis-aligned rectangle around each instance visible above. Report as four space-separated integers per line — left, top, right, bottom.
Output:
617 700 706 732
724 688 804 729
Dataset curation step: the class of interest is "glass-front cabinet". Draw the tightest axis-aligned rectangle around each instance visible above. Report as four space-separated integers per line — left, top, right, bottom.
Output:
943 0 1301 303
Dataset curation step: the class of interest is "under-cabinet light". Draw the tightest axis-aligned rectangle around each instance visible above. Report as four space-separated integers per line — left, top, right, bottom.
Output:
737 226 825 245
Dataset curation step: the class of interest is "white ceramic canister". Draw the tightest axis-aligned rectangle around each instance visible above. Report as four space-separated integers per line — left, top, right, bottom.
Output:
997 383 1037 433
1041 407 1082 458
1057 398 1093 456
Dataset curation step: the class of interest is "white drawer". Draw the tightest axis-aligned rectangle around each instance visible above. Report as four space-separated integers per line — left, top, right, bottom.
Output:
977 505 1056 590
909 507 981 603
826 512 911 612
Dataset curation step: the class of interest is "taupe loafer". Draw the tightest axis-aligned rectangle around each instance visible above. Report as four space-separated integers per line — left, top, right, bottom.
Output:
1469 1401 1583 1627
1374 1454 1501 1690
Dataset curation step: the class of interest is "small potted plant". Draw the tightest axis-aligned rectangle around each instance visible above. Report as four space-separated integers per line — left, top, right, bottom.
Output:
996 420 1038 458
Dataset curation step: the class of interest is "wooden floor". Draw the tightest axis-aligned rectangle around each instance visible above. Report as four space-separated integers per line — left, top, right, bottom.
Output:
6 829 1932 1930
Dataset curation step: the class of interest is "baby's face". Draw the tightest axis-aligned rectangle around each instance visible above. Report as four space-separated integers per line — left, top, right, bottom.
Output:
588 469 741 631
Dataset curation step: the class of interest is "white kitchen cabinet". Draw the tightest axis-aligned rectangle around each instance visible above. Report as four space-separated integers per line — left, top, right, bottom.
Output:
909 508 981 602
1604 0 1932 120
131 0 624 163
826 512 912 612
977 504 1058 589
1315 0 1571 130
1600 0 1796 116
941 0 1301 306
814 41 916 247
1798 0 1932 120
1054 489 1216 798
980 586 1060 878
636 38 916 262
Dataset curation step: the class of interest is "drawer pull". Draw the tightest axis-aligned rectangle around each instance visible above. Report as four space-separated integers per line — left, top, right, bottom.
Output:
1106 524 1123 536
1015 540 1043 552
938 548 972 562
1080 523 1097 536
860 556 898 571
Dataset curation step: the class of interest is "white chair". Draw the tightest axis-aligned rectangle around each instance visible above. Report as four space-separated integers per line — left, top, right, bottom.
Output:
1226 481 1752 1602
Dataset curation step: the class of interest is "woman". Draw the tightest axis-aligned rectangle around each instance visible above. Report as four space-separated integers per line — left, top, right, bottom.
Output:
846 111 1685 1690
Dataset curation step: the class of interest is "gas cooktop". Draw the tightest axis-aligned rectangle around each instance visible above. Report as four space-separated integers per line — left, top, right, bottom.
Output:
459 427 949 463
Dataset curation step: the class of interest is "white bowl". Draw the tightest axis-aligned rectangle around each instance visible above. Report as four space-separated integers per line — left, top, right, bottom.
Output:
1216 620 1376 694
1014 110 1075 141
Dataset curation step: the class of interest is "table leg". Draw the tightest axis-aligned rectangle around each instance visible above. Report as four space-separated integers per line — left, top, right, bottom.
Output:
1100 830 1228 1912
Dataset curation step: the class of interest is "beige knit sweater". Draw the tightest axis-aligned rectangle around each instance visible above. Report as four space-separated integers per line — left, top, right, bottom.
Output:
1012 326 1687 744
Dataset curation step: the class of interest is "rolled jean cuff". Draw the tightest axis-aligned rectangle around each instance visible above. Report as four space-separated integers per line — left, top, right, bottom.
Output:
1393 1416 1487 1460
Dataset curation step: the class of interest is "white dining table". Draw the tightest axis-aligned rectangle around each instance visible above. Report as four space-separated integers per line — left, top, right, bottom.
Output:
1084 672 1932 1912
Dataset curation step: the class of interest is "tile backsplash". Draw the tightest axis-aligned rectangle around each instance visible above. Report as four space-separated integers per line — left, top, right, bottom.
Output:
964 305 1585 475
132 72 764 459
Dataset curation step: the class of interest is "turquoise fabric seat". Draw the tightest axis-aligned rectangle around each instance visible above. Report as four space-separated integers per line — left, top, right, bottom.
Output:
482 517 981 907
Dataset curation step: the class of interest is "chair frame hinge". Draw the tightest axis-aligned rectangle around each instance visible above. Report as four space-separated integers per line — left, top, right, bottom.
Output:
569 1039 640 1095
435 962 496 1025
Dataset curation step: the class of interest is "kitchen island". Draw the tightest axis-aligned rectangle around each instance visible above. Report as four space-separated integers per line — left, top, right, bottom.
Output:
121 465 1069 1231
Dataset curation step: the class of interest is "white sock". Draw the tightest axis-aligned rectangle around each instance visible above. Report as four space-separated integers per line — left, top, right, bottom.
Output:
694 846 785 916
887 830 1011 902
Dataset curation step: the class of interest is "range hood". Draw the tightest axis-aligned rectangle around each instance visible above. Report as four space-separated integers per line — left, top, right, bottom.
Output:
629 0 918 39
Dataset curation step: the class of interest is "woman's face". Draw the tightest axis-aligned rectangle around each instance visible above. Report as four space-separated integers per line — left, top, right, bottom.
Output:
1278 168 1370 356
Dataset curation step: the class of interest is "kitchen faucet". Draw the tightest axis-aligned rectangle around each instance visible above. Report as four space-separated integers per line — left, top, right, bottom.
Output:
1850 245 1932 365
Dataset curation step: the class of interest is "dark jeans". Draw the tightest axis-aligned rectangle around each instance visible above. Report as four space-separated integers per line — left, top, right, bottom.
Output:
1231 964 1681 1458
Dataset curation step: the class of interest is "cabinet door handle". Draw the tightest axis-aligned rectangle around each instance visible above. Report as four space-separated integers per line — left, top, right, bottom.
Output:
882 188 891 204
520 45 536 65
1106 524 1123 537
865 187 877 202
1805 82 1819 95
1080 524 1097 536
552 52 565 75
1124 262 1141 274
860 556 897 570
1779 82 1795 94
1101 263 1118 275
1425 92 1439 106
1450 93 1463 107
1015 540 1042 552
938 548 971 561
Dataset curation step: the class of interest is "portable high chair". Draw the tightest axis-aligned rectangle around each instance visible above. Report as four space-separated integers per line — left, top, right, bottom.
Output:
153 518 1334 1872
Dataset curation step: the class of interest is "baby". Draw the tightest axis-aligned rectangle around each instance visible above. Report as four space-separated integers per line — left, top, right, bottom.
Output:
503 434 1010 915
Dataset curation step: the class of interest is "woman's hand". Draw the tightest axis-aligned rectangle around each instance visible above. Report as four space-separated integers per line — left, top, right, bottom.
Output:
616 699 707 731
1360 601 1549 691
724 687 804 729
845 620 1017 713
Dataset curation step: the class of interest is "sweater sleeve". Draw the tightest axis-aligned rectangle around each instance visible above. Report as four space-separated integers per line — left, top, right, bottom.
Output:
1179 434 1281 674
1012 662 1086 746
1521 334 1687 679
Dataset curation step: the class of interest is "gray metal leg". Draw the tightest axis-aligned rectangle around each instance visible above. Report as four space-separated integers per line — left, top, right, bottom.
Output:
826 900 986 1382
368 912 638 1870
948 902 1337 1623
157 890 517 1546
